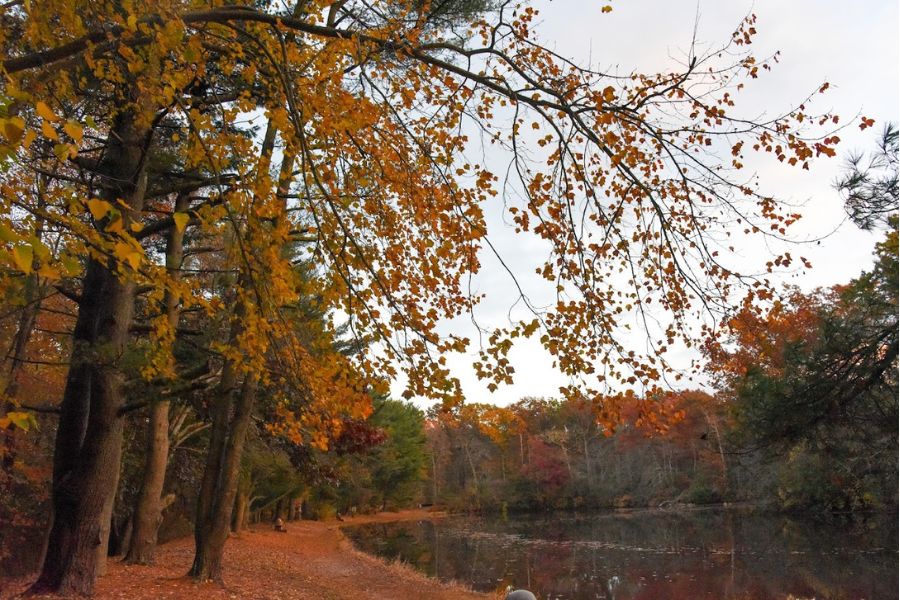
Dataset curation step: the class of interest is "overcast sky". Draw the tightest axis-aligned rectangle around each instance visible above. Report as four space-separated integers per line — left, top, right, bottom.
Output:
394 0 899 408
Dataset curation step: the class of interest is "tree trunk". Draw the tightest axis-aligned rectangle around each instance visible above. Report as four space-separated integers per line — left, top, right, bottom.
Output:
704 409 729 492
189 118 287 581
231 482 249 534
2 191 48 470
27 114 149 596
125 192 189 565
430 451 439 504
583 436 593 488
95 462 121 576
273 498 284 523
190 357 236 582
463 440 479 487
190 374 258 582
124 400 170 564
1 269 44 468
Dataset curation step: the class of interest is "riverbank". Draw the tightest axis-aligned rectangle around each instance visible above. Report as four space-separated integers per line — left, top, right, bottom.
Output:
0 510 490 599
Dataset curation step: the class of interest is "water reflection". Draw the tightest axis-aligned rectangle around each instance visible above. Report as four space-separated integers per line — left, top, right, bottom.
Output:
342 510 898 599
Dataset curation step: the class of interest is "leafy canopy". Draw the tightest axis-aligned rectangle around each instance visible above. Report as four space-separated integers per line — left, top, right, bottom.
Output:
0 0 846 430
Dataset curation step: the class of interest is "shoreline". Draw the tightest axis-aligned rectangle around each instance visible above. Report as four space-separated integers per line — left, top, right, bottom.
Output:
1 509 490 599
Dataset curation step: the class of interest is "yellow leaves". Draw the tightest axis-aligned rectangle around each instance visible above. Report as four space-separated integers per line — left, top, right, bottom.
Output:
182 36 202 63
0 0 849 431
53 143 75 160
86 198 113 221
33 107 79 157
0 221 16 243
12 244 34 273
521 318 540 337
0 410 37 432
114 239 144 270
1 116 25 145
173 212 190 232
64 121 83 144
162 85 176 105
156 18 186 52
61 253 83 276
1 221 66 278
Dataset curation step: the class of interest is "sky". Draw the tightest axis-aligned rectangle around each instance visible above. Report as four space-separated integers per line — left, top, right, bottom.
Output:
393 0 900 408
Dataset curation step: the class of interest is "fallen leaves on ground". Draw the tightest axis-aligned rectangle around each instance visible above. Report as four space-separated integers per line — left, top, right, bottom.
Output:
2 510 488 600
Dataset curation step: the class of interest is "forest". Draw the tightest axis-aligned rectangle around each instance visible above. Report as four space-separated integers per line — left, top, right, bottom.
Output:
0 0 896 598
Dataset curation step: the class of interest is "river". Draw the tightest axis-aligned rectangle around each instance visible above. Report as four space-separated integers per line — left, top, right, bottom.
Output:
342 508 898 599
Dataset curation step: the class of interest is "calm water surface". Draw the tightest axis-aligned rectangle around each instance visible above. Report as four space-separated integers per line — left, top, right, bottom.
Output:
342 509 898 600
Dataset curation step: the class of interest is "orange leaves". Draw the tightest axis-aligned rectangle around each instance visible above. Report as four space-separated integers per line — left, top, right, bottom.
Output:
860 116 876 130
601 86 616 103
814 143 836 158
35 101 58 123
706 288 826 382
40 120 58 141
0 0 852 435
731 13 758 47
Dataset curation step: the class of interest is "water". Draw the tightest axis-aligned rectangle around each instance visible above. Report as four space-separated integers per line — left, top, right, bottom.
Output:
342 509 898 599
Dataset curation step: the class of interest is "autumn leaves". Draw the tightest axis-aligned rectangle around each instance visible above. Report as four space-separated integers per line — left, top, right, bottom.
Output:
0 1 851 593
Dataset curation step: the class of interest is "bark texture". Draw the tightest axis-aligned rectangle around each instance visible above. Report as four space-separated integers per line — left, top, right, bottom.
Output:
27 114 149 596
190 374 258 582
125 192 190 565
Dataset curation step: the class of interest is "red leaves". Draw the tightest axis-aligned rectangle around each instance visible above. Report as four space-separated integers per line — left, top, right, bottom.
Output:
333 420 387 455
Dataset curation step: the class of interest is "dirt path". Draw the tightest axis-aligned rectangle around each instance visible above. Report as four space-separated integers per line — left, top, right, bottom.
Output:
2 510 492 599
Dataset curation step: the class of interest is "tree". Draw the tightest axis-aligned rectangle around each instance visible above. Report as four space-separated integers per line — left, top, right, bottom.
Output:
1 0 842 593
836 122 898 231
311 397 428 513
723 237 897 453
124 192 190 565
704 124 898 510
707 120 898 456
365 398 428 510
